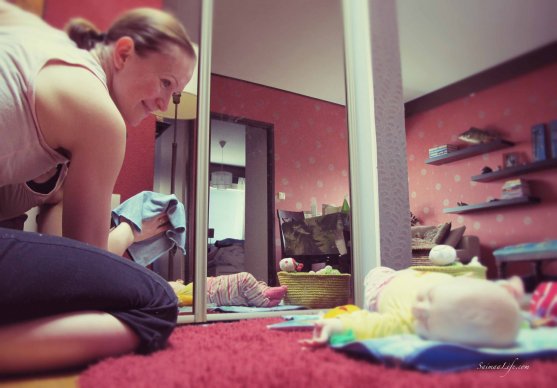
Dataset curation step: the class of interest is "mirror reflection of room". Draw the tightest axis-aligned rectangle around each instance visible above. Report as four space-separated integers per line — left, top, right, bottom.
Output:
151 0 353 314
207 116 271 283
204 0 354 312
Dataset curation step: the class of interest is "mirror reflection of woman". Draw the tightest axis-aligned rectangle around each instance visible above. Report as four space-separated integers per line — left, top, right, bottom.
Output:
0 1 196 374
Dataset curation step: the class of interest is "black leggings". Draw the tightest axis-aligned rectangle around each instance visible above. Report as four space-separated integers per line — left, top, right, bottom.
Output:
0 227 178 354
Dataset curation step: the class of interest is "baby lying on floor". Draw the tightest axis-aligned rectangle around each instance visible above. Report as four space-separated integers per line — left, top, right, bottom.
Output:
302 266 524 348
169 272 288 307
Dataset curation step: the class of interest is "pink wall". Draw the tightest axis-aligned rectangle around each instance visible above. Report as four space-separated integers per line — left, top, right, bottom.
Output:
406 62 557 278
211 75 350 261
44 0 162 201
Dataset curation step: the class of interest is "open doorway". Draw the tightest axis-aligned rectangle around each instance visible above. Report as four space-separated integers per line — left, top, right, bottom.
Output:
209 113 275 285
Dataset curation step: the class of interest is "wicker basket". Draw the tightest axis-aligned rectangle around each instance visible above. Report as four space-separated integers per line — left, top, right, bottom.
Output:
277 271 351 309
410 263 487 279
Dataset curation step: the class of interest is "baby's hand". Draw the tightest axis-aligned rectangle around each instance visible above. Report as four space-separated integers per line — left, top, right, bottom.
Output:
299 319 344 347
496 276 525 303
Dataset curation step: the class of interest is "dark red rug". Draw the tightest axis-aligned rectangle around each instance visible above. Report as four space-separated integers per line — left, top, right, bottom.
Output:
79 317 557 388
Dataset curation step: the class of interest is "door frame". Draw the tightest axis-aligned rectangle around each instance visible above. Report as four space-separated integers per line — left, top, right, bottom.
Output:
209 112 277 285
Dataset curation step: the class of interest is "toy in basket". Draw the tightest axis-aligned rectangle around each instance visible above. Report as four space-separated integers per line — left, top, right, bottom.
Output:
277 260 351 309
410 246 487 279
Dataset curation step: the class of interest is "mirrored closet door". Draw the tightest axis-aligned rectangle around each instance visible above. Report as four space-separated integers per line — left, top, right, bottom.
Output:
162 0 412 322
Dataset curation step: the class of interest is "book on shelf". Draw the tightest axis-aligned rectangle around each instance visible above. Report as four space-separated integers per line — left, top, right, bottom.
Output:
428 144 459 158
501 178 531 199
429 144 458 152
531 123 547 161
429 150 449 158
550 120 557 159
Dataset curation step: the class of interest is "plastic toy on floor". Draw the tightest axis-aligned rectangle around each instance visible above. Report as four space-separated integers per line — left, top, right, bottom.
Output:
169 272 287 307
529 281 557 327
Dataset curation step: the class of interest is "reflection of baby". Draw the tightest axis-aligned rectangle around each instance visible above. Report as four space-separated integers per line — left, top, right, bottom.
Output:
302 267 523 348
170 272 288 307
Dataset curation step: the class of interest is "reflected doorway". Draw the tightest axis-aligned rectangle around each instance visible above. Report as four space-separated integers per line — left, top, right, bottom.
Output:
209 113 276 285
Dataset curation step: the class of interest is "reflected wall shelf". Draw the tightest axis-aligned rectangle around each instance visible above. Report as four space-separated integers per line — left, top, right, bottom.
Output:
472 158 557 182
425 139 514 166
443 196 540 214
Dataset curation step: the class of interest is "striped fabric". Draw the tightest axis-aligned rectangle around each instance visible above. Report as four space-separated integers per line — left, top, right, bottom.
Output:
530 282 557 327
206 272 272 307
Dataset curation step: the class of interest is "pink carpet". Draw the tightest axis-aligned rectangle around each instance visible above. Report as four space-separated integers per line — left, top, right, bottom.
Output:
79 317 557 388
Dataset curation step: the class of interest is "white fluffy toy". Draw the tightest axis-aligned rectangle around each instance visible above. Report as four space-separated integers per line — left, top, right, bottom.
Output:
428 244 457 266
279 258 303 272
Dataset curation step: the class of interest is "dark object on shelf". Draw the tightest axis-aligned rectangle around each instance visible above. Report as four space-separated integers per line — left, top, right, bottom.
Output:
410 212 419 226
531 123 547 161
457 201 468 206
425 139 514 165
471 158 557 182
443 196 540 214
458 127 500 144
503 152 520 168
481 166 493 174
488 198 499 202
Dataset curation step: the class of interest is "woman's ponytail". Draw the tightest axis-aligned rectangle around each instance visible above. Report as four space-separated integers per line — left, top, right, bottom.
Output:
64 18 105 50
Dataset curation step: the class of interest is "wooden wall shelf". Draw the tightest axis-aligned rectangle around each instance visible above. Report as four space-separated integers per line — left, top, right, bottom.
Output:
443 196 540 214
425 139 514 166
472 158 557 182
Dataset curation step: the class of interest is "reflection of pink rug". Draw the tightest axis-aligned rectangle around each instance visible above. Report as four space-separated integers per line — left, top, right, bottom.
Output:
80 318 556 388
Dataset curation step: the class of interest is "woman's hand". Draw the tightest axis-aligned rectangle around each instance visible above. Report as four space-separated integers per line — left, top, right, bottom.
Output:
299 319 345 347
126 214 170 243
107 214 170 256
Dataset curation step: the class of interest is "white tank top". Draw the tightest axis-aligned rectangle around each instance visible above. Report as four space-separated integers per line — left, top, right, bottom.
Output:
0 21 107 186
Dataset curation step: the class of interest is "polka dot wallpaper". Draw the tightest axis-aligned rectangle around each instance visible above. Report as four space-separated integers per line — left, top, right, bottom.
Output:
211 75 350 263
406 62 557 277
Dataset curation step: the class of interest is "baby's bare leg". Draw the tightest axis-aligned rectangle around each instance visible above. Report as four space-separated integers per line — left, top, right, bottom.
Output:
206 273 287 307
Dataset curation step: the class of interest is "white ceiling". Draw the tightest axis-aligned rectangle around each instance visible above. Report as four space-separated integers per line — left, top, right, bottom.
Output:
168 0 557 104
166 0 557 165
210 119 246 166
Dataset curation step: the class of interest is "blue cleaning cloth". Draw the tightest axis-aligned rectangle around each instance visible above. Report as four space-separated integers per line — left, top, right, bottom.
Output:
331 327 557 372
112 191 186 266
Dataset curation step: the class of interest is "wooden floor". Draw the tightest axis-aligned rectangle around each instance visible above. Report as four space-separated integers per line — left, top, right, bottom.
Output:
0 372 79 388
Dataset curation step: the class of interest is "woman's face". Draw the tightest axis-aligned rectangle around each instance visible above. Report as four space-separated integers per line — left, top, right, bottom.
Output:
111 41 195 126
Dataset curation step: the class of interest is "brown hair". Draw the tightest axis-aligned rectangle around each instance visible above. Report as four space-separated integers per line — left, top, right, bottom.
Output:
65 8 195 59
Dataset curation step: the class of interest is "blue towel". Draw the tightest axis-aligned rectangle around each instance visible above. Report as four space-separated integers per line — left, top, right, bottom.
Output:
331 327 557 372
111 191 186 266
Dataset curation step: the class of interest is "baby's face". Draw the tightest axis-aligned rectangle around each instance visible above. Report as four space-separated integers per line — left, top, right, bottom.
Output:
411 278 522 347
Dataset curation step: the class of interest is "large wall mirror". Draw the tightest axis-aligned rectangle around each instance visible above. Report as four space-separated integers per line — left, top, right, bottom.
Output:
160 0 353 316
206 0 352 292
155 0 555 319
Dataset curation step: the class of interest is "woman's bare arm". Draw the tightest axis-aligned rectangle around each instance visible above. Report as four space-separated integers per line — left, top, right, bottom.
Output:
35 64 126 249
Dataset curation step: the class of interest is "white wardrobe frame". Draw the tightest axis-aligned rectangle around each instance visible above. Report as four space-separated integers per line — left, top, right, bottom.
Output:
178 0 384 324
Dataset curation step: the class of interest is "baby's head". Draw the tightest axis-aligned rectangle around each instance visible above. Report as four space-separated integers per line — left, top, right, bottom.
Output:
412 276 523 347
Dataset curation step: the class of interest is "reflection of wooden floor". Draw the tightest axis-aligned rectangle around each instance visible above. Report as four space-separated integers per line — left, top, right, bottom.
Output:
0 372 79 388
